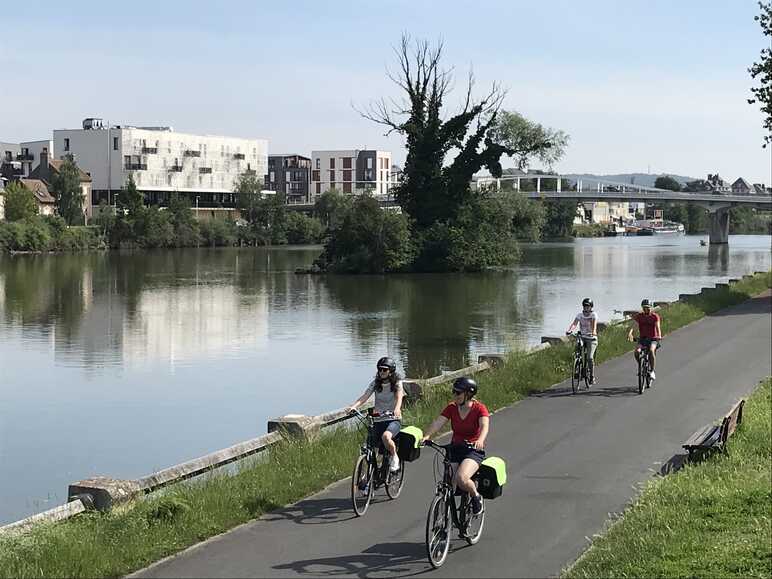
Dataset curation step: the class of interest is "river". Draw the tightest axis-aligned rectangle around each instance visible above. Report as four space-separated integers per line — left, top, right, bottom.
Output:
0 234 769 524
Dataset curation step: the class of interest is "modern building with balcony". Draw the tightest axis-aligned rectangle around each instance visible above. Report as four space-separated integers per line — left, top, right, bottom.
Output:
310 149 392 202
53 118 268 218
0 140 55 179
266 154 311 204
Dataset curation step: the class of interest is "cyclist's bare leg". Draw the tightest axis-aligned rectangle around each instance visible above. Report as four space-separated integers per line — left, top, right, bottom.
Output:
381 431 397 457
454 459 481 497
648 343 657 371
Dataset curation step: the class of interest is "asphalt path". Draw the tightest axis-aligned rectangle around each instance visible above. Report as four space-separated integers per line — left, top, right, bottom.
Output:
135 292 771 578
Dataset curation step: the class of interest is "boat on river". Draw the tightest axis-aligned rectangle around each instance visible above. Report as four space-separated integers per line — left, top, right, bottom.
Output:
635 219 685 236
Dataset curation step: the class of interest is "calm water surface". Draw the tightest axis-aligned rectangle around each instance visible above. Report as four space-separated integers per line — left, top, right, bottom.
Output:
0 235 769 523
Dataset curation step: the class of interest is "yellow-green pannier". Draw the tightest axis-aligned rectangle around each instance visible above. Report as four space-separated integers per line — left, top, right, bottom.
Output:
396 426 423 462
476 456 507 499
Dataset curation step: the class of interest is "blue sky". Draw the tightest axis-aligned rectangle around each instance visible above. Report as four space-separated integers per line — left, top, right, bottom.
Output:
2 0 770 183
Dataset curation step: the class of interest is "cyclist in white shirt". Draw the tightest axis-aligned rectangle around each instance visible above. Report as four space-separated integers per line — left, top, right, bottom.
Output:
566 297 598 385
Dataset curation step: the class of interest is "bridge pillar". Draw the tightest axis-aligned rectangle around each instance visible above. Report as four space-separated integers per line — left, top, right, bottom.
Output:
536 177 541 193
557 177 561 192
516 177 520 191
708 207 730 244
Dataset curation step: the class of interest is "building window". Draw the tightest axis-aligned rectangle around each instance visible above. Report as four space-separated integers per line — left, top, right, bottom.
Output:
343 170 352 181
316 182 321 194
312 170 320 181
343 182 352 193
113 137 119 151
315 158 320 169
329 170 335 183
270 171 275 183
329 158 335 169
343 157 352 169
64 138 70 151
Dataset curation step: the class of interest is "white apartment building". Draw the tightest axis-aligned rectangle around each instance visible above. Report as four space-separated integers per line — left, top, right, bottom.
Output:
310 149 392 202
53 118 268 214
1 139 54 178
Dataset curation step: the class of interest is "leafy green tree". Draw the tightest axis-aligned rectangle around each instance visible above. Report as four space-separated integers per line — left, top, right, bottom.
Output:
285 212 325 244
654 175 682 191
235 173 264 224
315 196 415 273
362 36 565 231
509 192 545 240
3 181 38 221
52 154 84 225
541 199 578 238
489 112 568 172
117 175 145 217
748 1 772 147
167 192 200 246
314 188 352 229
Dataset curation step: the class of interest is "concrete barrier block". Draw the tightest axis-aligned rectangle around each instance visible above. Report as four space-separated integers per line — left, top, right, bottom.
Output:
653 301 670 307
267 414 322 441
477 354 506 368
68 477 141 511
541 336 568 346
728 278 741 284
714 283 729 289
678 293 698 302
623 310 638 318
596 322 608 333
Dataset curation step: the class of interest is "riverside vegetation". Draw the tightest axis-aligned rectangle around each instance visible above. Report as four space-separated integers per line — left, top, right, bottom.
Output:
0 270 768 579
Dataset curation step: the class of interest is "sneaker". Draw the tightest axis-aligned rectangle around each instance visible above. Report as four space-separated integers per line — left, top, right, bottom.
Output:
649 371 656 380
389 454 400 472
471 494 483 515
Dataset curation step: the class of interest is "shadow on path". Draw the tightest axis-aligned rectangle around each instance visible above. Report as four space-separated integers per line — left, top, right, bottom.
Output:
262 498 360 526
272 541 430 578
530 384 640 398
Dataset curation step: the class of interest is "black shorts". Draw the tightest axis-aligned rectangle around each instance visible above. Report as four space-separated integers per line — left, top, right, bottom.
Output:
372 419 401 442
449 444 485 465
637 338 661 349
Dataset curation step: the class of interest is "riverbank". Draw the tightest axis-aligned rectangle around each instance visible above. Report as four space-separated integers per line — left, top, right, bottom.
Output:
564 376 771 578
0 270 768 578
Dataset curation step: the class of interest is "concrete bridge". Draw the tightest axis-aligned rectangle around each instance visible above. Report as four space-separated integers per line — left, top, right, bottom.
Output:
475 174 772 244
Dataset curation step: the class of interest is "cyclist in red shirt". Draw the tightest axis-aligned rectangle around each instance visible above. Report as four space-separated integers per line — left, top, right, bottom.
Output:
627 298 662 380
421 377 490 514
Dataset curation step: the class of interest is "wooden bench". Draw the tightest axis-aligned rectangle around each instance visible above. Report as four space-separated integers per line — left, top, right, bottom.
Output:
682 399 744 460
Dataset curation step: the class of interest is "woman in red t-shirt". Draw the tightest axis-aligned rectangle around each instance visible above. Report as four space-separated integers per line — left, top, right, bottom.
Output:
421 376 490 514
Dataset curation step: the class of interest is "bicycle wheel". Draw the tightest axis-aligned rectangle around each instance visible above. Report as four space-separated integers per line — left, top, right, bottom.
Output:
571 357 581 394
645 354 653 389
637 357 645 395
385 459 405 499
426 494 451 569
351 454 373 517
583 357 592 389
460 495 485 545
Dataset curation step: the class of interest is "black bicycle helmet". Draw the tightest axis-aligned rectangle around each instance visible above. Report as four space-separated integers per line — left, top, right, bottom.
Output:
582 297 593 308
452 376 478 396
641 298 652 308
376 356 396 372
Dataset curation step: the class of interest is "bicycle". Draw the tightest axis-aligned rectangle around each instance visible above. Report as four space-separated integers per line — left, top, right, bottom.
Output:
422 440 485 569
349 409 405 517
635 339 660 395
567 332 592 394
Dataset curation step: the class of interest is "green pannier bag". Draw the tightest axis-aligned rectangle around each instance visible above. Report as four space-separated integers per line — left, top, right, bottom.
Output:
396 426 423 462
476 456 507 499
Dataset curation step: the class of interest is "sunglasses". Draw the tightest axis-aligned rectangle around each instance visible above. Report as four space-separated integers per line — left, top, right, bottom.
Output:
452 389 465 396
378 367 391 372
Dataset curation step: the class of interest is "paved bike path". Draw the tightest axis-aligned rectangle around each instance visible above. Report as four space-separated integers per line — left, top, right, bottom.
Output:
135 292 771 578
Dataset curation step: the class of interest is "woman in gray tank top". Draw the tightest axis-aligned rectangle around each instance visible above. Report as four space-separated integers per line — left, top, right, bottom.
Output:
348 357 404 472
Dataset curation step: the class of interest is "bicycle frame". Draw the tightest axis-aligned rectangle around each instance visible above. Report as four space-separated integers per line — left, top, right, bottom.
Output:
424 441 470 530
350 409 391 486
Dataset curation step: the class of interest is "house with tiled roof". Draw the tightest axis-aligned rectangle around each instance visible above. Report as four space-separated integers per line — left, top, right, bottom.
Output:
28 150 93 221
18 178 56 215
731 177 754 194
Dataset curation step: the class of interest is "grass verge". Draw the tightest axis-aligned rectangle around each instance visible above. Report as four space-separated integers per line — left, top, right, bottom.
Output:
0 270 769 578
563 377 772 578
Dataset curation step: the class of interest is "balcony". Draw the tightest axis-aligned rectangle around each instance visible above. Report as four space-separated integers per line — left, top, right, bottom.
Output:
142 147 158 154
17 153 34 161
183 150 201 157
199 167 212 174
233 153 245 160
169 165 184 172
125 163 147 171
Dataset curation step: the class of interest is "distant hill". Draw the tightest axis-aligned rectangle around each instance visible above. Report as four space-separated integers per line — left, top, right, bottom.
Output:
562 173 699 188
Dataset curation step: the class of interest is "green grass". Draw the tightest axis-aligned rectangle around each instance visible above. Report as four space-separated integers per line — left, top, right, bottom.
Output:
0 270 769 578
564 378 772 579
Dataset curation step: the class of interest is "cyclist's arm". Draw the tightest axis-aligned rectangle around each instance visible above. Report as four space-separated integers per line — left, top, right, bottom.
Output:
393 382 404 419
421 416 449 442
566 319 577 334
348 384 374 411
474 416 490 450
654 317 662 338
590 315 597 336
